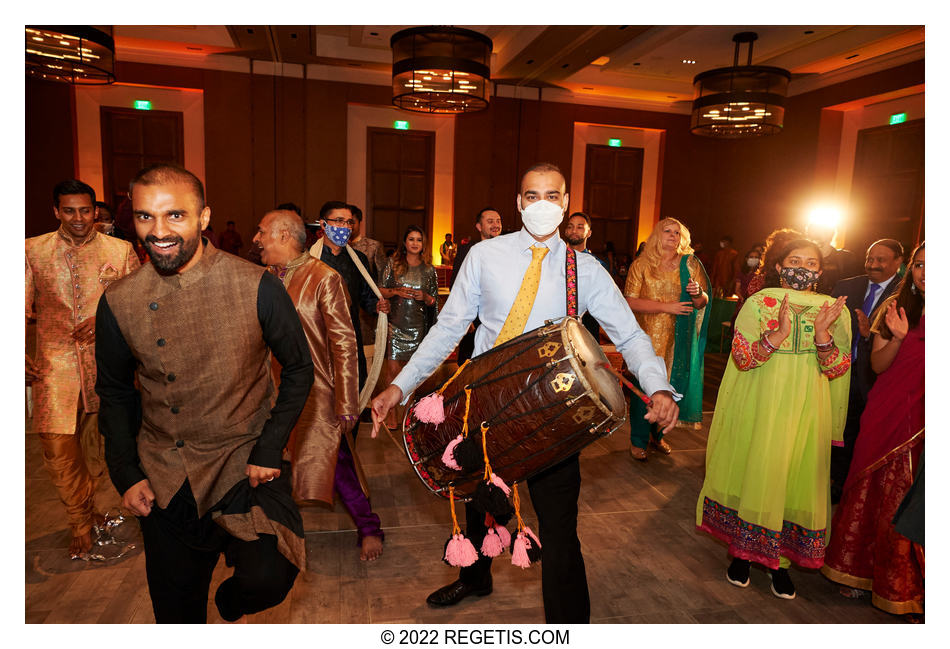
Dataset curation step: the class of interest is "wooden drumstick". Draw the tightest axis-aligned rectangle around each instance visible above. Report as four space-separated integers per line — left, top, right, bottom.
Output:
599 361 652 406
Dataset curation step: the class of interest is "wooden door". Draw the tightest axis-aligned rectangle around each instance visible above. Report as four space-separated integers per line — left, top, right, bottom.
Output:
583 144 643 257
100 107 184 209
367 128 434 253
849 118 924 255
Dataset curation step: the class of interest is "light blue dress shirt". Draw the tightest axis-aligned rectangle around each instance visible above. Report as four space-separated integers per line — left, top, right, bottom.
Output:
391 228 677 403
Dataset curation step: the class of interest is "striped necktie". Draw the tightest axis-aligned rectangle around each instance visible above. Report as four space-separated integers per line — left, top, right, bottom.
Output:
495 245 549 346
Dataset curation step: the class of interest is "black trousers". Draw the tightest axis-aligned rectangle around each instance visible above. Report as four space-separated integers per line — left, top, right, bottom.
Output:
830 381 867 494
459 454 590 624
138 481 299 623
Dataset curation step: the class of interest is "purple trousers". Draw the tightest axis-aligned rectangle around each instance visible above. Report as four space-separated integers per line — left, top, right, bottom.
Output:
334 434 383 543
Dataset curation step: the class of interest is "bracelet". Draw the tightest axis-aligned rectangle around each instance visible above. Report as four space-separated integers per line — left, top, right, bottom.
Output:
759 331 778 353
814 337 835 352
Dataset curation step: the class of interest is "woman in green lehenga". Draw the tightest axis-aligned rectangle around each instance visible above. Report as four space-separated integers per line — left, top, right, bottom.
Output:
696 239 851 600
624 218 710 460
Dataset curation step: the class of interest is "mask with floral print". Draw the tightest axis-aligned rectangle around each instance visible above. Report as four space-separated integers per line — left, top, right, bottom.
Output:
779 266 820 291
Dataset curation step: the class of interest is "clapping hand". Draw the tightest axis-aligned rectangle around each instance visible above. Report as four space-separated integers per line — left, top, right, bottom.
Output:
773 293 792 341
883 300 909 341
814 295 847 339
855 308 871 338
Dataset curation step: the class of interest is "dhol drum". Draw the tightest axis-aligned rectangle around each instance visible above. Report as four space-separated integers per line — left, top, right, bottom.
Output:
403 317 627 500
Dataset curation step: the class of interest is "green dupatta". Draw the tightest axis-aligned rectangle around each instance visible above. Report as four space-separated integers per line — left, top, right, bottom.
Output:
670 254 710 423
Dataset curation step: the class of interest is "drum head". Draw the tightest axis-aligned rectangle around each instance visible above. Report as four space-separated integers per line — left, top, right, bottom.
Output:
563 318 626 417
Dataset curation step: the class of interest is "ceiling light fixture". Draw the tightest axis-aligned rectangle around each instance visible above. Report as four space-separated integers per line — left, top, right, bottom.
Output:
690 32 790 138
390 26 492 114
26 26 115 84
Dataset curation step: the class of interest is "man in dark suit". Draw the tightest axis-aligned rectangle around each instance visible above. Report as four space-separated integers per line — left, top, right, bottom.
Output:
450 207 502 363
829 238 903 501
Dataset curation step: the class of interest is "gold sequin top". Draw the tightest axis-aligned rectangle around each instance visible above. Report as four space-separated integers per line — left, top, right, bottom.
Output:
623 255 708 377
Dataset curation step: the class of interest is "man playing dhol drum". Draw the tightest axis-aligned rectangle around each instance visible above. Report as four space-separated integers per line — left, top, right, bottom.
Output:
371 162 678 623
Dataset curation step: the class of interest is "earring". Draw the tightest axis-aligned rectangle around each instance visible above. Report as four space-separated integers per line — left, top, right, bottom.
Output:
911 283 918 294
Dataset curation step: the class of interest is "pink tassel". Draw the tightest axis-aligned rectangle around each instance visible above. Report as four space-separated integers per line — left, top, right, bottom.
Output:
480 528 505 557
523 526 541 549
414 392 445 424
444 533 478 567
511 532 531 568
489 472 511 496
441 435 463 470
495 524 511 548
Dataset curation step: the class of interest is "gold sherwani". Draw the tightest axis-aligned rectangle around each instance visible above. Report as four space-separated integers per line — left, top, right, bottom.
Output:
26 228 139 434
273 252 360 505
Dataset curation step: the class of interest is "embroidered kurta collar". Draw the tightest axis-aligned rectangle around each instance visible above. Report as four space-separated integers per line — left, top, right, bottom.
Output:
272 250 312 283
56 225 98 248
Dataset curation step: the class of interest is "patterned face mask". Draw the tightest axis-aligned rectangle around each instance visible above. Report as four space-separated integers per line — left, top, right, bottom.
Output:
779 266 820 291
323 221 352 247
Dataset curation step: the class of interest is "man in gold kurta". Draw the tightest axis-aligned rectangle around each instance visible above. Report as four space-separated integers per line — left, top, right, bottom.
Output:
26 179 139 557
253 210 384 561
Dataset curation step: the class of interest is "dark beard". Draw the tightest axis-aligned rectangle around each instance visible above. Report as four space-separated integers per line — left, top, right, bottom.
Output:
564 234 585 246
145 232 201 274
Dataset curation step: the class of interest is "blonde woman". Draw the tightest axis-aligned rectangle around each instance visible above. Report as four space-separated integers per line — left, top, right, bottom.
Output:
623 218 709 460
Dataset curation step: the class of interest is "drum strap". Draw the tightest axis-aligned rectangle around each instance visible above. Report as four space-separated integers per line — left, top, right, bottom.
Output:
565 246 578 318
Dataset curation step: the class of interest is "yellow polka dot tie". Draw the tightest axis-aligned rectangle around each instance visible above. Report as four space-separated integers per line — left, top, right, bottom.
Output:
495 245 549 346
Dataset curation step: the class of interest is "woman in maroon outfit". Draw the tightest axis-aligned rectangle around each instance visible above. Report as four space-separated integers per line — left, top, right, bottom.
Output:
821 242 924 620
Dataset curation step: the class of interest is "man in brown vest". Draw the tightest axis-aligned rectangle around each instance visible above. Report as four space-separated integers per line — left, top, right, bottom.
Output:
27 179 139 558
95 164 314 623
253 209 384 561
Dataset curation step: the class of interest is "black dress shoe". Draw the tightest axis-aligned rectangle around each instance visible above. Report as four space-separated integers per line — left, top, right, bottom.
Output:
425 578 492 607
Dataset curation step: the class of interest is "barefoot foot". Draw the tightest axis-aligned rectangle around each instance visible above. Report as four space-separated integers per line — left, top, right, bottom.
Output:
360 535 384 561
69 531 93 559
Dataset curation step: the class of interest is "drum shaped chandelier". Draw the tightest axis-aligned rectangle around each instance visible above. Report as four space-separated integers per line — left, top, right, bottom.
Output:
690 32 790 138
26 26 115 84
390 26 493 114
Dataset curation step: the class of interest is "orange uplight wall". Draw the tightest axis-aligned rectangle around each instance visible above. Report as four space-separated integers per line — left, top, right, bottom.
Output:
25 58 924 258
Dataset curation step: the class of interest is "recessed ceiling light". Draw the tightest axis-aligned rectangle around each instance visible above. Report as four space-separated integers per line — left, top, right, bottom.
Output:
804 30 814 35
370 32 379 36
633 62 640 66
845 53 859 59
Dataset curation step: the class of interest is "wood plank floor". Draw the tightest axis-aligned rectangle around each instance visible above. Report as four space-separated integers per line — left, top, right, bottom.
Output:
25 353 903 624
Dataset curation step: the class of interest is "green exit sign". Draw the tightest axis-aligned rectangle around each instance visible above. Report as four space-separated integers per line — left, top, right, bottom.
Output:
889 112 907 125
133 100 152 111
608 138 622 147
394 120 410 130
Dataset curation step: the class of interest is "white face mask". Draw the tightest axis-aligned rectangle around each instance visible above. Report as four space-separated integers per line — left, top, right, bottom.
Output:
520 199 565 237
746 257 760 269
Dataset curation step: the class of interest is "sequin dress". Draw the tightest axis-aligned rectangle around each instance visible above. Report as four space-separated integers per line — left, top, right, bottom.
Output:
381 259 439 361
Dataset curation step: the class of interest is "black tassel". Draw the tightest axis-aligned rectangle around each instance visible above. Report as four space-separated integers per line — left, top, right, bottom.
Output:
452 436 484 473
525 528 542 563
471 481 514 521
